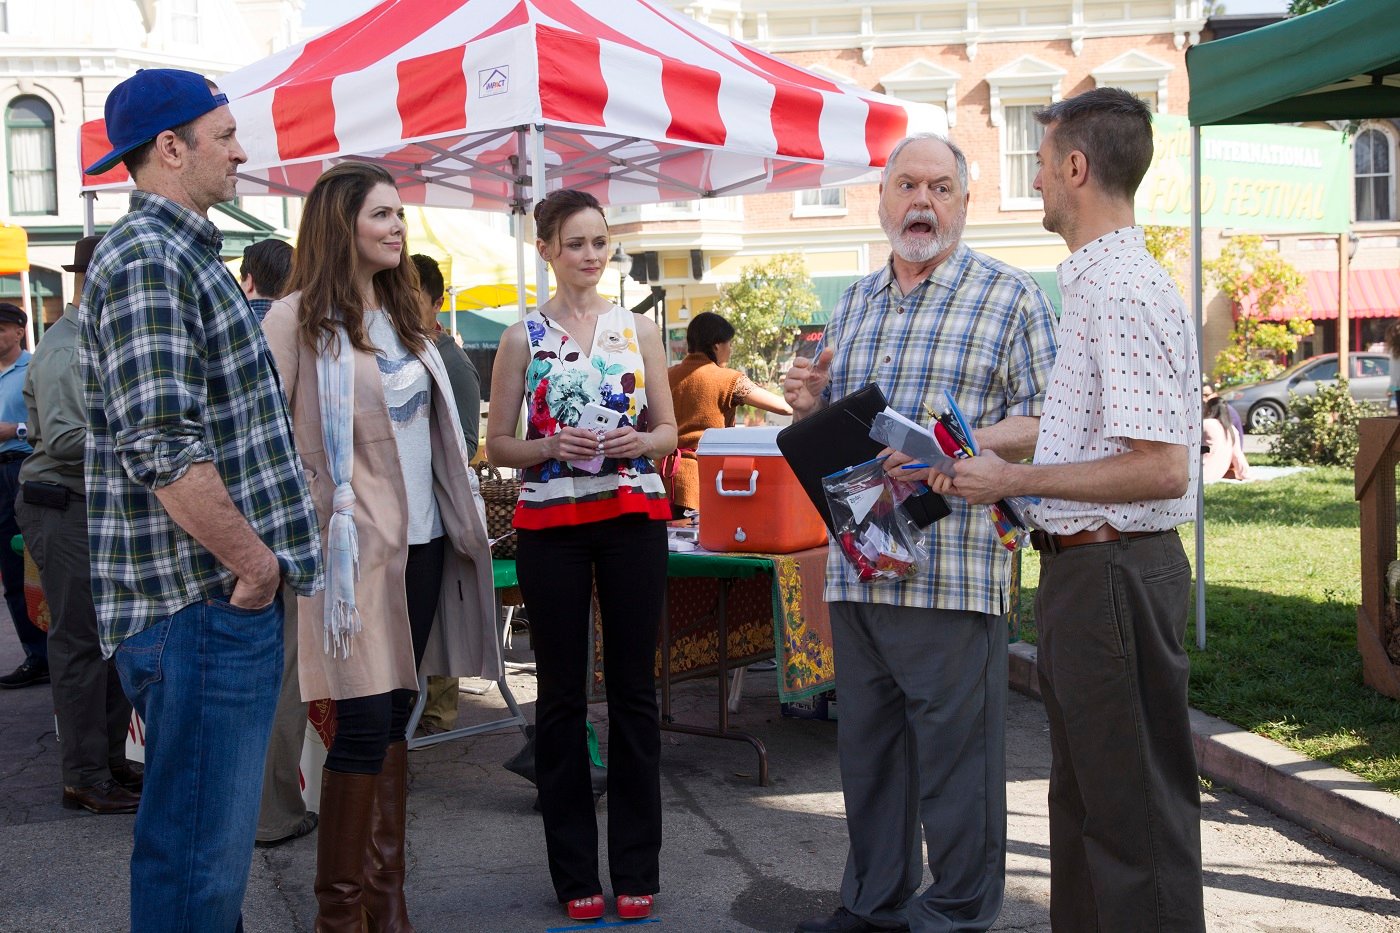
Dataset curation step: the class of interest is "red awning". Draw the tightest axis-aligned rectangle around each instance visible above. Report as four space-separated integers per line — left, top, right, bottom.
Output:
1251 268 1400 321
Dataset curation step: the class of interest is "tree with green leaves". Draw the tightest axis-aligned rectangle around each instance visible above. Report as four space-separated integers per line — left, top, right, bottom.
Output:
708 253 820 385
1143 225 1190 295
1287 0 1333 15
1203 234 1312 387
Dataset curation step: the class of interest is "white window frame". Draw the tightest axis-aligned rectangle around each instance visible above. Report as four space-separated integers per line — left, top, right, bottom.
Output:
1090 51 1173 114
879 59 960 128
793 186 847 217
1000 104 1046 210
170 0 200 44
1354 123 1397 224
985 56 1064 211
5 95 58 216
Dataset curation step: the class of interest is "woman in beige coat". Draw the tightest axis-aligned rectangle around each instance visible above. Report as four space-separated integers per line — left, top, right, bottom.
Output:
262 162 497 933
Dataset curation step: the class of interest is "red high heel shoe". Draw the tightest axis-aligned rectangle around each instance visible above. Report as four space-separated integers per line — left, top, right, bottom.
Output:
616 894 654 920
566 894 605 920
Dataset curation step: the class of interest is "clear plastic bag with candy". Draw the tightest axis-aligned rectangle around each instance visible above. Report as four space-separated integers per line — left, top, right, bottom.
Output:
822 457 927 584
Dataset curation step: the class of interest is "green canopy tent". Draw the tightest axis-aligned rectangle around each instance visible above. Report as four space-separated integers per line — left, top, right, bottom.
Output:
1184 0 1400 648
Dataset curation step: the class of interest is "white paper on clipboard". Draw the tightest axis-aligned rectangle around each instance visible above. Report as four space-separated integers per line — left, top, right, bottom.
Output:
869 410 958 478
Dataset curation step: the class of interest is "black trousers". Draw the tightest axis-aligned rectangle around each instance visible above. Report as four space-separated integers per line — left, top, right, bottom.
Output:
516 516 667 901
326 536 445 775
1 460 43 664
16 493 130 786
1035 530 1205 933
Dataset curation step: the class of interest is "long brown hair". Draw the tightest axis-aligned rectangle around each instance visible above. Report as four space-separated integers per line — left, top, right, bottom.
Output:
287 161 429 354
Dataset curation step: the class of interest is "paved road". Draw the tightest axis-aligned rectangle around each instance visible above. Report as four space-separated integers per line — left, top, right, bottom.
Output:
2 623 1398 932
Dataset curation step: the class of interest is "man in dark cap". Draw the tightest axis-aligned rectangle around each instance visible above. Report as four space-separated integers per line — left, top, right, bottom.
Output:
0 300 41 690
79 68 323 930
16 234 142 815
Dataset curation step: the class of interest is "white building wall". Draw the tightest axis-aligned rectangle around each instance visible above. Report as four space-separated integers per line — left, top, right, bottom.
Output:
0 0 303 312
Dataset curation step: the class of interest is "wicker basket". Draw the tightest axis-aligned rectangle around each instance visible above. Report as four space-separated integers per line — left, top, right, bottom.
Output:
475 462 521 559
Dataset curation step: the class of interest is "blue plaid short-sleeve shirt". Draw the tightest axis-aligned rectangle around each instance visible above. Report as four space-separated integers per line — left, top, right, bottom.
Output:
818 245 1059 614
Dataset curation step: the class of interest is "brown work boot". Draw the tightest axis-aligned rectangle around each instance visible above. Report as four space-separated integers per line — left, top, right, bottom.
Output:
362 740 414 933
314 767 376 932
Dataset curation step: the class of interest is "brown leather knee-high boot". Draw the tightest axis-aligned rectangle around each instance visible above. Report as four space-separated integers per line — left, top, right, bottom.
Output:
315 768 377 933
362 740 413 933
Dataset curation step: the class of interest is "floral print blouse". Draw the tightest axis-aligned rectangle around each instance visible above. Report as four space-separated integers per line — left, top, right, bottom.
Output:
513 303 670 529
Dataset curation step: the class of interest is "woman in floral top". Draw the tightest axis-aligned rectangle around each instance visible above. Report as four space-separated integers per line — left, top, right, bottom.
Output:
486 188 676 923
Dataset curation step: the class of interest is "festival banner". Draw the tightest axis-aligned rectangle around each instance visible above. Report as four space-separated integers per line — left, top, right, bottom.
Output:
1138 113 1350 234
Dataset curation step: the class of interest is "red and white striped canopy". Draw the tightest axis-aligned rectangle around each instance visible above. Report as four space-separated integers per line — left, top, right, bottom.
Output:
79 0 945 209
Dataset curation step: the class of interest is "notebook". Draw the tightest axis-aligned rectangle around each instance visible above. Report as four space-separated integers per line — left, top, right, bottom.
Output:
776 383 950 534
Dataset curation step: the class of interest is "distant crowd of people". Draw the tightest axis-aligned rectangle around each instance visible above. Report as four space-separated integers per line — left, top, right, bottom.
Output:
3 67 1212 933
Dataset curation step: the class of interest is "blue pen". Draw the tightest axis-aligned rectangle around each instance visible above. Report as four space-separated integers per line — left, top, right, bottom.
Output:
898 463 929 470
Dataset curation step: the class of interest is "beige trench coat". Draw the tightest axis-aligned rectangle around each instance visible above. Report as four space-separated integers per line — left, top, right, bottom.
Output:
263 295 501 702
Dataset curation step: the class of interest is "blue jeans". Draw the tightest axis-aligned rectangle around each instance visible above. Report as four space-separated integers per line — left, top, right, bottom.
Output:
114 595 283 933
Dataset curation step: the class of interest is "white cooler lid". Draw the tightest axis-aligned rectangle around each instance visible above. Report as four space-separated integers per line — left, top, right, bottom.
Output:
695 425 784 456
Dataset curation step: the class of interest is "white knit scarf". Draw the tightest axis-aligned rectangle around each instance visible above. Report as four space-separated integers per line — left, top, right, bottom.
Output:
317 327 360 658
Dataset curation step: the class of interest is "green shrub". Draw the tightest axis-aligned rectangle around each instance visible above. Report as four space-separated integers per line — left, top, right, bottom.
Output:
1267 380 1386 467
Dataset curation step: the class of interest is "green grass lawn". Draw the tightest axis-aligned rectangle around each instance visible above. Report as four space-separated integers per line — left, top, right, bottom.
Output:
1012 463 1400 793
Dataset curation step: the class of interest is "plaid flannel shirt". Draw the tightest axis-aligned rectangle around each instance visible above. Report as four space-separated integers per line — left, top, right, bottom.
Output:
79 191 323 656
818 245 1059 615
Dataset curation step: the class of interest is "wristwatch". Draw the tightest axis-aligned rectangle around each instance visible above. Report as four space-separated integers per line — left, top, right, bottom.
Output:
15 422 26 441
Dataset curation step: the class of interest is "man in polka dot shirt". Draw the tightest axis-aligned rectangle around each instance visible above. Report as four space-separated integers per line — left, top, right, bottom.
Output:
949 87 1204 933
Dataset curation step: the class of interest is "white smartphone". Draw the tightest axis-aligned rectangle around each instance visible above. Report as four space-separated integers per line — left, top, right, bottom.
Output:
577 402 624 435
571 402 624 473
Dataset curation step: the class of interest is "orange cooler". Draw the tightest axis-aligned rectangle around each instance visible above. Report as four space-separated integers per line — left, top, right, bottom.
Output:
696 426 827 554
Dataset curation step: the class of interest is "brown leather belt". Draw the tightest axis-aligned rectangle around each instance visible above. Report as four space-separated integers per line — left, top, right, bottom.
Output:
1029 526 1167 554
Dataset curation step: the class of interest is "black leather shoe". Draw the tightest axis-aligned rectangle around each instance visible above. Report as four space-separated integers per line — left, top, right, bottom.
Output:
62 780 140 814
109 759 144 792
255 811 319 848
794 907 908 933
0 659 49 689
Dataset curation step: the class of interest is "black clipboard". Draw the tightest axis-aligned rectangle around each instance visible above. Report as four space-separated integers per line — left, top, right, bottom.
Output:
777 383 950 534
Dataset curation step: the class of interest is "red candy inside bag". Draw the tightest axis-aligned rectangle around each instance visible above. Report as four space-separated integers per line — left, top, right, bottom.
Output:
822 458 927 584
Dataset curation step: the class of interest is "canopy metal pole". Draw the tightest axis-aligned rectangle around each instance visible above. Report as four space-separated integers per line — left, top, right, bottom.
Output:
1191 124 1206 651
83 191 95 237
514 129 529 322
19 270 34 349
531 125 549 304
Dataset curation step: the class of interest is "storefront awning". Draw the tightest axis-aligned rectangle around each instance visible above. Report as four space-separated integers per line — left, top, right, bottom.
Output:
1252 268 1400 321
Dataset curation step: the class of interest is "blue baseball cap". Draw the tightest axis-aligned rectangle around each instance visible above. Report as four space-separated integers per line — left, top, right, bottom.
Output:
84 69 229 176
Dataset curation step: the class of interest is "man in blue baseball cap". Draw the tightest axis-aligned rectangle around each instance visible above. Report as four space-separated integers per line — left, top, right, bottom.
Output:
79 69 324 932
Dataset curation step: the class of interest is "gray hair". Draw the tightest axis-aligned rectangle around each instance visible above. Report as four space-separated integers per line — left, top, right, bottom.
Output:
881 133 969 192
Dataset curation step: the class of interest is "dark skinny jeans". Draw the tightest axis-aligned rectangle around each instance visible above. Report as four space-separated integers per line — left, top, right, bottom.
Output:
325 536 445 775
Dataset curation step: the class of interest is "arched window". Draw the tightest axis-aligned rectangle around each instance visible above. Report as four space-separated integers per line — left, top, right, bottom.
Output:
6 96 57 216
1354 126 1395 222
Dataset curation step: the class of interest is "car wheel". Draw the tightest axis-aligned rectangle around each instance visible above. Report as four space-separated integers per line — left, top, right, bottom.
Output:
1247 400 1285 433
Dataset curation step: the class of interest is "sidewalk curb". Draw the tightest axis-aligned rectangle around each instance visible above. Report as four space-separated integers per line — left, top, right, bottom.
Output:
1008 642 1400 875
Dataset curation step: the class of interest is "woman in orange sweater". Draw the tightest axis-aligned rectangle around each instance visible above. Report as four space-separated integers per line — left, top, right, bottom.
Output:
666 312 792 516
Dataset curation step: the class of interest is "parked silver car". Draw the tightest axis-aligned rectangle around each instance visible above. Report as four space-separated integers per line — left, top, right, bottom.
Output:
1220 352 1392 433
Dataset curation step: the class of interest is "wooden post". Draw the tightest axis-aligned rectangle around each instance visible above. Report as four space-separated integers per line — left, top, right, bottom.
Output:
1356 417 1400 697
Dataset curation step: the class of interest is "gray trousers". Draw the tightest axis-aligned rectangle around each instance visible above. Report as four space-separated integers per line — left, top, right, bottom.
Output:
256 588 310 839
831 601 1007 933
15 495 130 787
1035 531 1205 933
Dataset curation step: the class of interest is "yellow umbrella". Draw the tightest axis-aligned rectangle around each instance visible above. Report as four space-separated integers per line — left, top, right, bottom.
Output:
0 224 36 347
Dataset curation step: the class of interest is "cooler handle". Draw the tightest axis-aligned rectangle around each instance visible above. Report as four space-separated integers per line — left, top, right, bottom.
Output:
715 457 758 497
